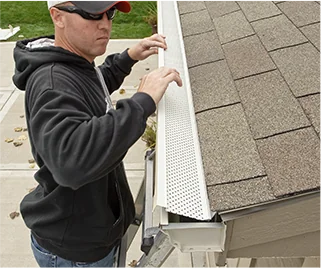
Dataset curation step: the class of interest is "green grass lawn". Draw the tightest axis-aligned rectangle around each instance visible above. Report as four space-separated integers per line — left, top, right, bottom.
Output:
0 1 156 41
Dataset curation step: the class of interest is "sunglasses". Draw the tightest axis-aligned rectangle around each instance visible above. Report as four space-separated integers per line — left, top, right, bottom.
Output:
56 6 117 21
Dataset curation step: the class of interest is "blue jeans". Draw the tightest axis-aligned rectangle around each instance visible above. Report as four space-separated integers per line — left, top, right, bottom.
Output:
31 234 116 267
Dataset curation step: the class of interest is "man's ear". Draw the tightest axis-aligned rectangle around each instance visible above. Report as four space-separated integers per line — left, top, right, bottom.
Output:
50 8 65 28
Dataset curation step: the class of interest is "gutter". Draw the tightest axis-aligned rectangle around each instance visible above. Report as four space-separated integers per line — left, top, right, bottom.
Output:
150 0 226 258
155 0 212 221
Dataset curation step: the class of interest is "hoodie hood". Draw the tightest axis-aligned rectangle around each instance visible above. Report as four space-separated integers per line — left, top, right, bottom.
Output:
13 36 92 91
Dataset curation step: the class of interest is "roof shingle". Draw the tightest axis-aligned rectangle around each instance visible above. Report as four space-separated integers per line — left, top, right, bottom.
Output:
222 35 276 79
180 10 214 37
196 104 265 186
204 1 240 19
238 1 282 22
183 31 224 68
177 1 206 15
252 14 307 51
189 60 239 112
270 43 320 97
299 94 321 136
207 177 275 211
256 127 320 197
276 1 320 27
300 22 320 50
235 70 311 139
213 10 255 44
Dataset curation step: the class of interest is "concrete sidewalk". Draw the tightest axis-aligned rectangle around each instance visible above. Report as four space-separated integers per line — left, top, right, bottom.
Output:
0 40 178 267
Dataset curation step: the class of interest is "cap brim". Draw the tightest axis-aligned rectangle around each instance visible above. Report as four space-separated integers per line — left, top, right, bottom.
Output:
113 1 131 13
71 1 131 14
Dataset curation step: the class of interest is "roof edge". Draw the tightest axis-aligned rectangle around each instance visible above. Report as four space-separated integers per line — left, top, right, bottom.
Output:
219 190 320 221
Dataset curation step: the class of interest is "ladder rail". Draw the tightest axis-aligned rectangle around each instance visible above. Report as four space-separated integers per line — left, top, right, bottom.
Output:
116 150 156 267
141 150 157 255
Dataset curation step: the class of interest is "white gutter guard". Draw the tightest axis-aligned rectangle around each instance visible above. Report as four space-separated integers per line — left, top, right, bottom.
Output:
156 1 212 221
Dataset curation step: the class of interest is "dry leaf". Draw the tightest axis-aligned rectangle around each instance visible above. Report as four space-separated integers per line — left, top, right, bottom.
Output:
128 260 138 267
5 138 14 143
23 128 28 132
119 88 126 95
13 141 23 147
29 163 36 169
18 135 27 141
9 211 20 219
20 115 25 118
14 127 23 132
28 159 35 164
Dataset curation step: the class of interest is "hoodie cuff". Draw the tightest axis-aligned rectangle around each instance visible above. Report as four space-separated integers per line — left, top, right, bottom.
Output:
119 49 138 68
131 92 156 119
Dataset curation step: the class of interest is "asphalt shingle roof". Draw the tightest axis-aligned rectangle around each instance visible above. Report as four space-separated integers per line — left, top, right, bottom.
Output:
184 31 224 68
213 10 255 44
252 14 308 51
222 35 276 79
196 104 266 185
189 60 239 112
178 1 320 212
235 70 310 139
300 22 320 50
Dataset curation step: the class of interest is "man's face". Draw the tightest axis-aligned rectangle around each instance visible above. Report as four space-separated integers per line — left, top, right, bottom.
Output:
56 5 113 62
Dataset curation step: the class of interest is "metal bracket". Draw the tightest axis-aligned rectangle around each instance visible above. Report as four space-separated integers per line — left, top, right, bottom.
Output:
163 222 226 253
137 231 175 267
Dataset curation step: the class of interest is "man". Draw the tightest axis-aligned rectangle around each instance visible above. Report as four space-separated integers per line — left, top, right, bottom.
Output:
12 1 182 267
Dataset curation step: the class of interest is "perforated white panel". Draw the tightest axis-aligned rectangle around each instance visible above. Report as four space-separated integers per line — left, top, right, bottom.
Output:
156 1 211 220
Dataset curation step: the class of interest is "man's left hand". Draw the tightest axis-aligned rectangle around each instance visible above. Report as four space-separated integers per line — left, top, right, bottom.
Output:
128 34 167 61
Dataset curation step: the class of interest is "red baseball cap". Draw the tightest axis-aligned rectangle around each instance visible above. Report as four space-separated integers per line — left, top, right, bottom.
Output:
48 1 131 13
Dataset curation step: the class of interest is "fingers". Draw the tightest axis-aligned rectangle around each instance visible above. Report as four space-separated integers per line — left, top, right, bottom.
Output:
162 68 183 87
144 34 167 50
137 67 182 105
154 67 183 87
142 40 166 51
148 34 166 42
129 34 167 61
151 33 166 39
159 67 179 77
141 48 158 58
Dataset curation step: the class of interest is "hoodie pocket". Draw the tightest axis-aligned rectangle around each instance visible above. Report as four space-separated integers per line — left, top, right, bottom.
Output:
106 180 125 243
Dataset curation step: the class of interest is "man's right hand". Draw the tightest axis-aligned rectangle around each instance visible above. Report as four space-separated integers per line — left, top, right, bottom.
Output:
138 67 183 105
